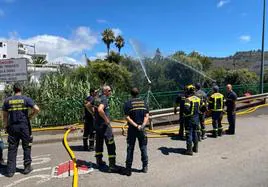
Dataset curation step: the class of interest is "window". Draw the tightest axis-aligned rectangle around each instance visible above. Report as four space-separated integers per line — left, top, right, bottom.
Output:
3 54 6 58
0 42 3 47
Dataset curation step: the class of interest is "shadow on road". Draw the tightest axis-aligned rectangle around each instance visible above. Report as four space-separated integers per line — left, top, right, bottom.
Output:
158 147 186 155
69 145 95 152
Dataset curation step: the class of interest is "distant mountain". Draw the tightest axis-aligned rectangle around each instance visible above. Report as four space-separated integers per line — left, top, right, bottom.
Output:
209 50 268 73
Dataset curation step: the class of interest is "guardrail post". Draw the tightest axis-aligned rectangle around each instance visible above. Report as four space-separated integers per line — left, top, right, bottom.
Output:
149 116 153 130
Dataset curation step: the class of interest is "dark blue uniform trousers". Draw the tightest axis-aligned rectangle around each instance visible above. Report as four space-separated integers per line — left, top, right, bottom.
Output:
212 111 223 134
227 112 236 134
95 124 116 159
126 126 148 169
184 117 199 146
7 124 32 173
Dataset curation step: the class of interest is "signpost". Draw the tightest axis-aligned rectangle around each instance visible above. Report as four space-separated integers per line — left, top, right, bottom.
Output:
0 58 28 82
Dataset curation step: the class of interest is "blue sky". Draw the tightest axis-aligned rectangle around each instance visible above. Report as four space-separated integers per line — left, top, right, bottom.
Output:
0 0 266 64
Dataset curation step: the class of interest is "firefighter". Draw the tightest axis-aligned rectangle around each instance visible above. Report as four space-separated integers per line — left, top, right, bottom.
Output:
208 86 224 138
225 84 237 135
94 85 120 173
195 83 208 140
183 85 200 155
123 88 149 176
174 88 186 140
2 82 40 177
83 88 97 151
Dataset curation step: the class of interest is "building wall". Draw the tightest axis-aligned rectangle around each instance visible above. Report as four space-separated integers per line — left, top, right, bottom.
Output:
6 40 19 59
0 41 8 59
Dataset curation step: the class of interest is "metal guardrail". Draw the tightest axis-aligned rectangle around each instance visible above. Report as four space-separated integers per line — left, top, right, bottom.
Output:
148 93 268 128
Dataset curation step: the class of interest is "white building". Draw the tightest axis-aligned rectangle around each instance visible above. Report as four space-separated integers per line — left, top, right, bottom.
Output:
0 40 47 63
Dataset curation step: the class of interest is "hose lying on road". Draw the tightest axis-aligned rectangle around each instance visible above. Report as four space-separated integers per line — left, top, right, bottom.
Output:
63 128 79 187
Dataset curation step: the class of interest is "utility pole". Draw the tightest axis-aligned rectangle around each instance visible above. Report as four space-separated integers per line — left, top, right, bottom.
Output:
260 0 266 93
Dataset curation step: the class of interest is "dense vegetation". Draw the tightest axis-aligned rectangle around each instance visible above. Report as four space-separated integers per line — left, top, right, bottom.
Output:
2 28 268 127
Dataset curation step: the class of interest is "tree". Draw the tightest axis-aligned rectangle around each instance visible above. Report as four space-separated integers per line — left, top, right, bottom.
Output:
115 35 125 55
32 57 48 65
102 29 115 56
153 48 163 63
106 51 122 64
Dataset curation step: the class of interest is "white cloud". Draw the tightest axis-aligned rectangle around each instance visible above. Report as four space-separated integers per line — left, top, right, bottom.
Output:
112 28 122 37
239 35 251 42
0 9 4 17
8 31 19 39
96 19 108 24
89 52 107 61
20 26 98 60
0 26 99 64
217 0 230 8
51 56 82 65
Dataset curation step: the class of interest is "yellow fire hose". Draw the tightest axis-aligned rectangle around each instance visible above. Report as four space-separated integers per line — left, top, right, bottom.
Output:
63 128 79 187
142 103 268 138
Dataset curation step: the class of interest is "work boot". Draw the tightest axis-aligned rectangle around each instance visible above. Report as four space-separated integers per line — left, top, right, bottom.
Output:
83 139 88 151
6 172 15 177
142 166 148 173
108 158 121 173
212 131 218 138
185 144 193 156
193 142 198 153
122 167 132 176
23 165 33 175
201 131 207 140
218 129 222 137
96 157 106 167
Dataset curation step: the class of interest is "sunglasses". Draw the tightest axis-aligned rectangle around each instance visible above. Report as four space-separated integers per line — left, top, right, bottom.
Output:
108 90 112 92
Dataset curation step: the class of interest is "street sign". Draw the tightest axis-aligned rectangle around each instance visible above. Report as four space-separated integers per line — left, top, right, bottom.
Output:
0 58 28 82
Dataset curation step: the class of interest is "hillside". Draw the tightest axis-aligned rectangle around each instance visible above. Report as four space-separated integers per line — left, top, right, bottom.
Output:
209 50 268 73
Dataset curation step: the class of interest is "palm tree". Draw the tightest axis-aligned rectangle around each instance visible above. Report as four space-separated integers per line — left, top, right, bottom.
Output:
102 29 115 56
115 35 125 55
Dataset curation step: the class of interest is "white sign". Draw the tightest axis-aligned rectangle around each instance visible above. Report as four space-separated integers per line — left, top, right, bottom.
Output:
0 58 28 82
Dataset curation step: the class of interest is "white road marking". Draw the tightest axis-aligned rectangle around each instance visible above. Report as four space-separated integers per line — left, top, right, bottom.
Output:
17 157 51 167
0 167 52 177
3 174 51 187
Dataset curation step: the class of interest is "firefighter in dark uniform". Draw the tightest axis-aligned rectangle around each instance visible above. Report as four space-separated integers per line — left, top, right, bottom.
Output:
225 84 237 135
208 86 224 138
183 85 200 155
94 85 120 173
195 83 208 140
83 88 97 151
123 88 149 176
2 83 40 177
174 89 186 140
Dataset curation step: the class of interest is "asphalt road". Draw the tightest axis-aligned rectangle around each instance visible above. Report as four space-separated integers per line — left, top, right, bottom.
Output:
0 107 268 187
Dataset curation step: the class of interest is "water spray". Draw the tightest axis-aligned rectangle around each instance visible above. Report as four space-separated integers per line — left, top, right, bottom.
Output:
129 39 152 85
167 57 216 83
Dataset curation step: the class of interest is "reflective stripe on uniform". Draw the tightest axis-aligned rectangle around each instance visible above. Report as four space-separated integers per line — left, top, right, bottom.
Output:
129 107 147 111
108 155 116 158
95 152 103 156
108 140 114 144
210 93 224 111
8 107 28 111
184 96 200 117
